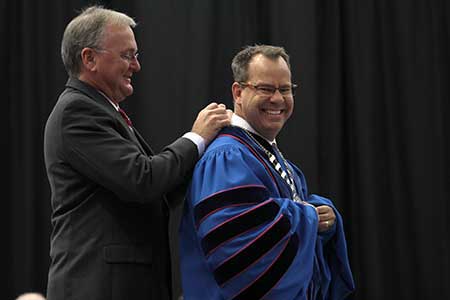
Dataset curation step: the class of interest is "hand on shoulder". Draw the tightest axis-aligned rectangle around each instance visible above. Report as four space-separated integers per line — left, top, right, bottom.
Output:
191 102 233 145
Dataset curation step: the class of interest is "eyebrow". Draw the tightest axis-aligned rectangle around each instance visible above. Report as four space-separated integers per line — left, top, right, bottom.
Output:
257 83 293 87
121 48 138 53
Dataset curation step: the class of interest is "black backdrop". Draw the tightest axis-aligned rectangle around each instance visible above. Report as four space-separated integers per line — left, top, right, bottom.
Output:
4 1 449 299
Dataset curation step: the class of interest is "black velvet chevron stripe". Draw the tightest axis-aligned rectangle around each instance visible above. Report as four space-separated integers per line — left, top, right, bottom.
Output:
194 185 270 227
214 214 291 286
232 235 300 300
201 200 279 256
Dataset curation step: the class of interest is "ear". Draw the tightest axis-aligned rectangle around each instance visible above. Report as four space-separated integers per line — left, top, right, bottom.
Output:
231 82 243 105
80 48 97 72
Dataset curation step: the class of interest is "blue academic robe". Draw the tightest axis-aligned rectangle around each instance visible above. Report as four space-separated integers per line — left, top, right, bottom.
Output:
179 126 355 300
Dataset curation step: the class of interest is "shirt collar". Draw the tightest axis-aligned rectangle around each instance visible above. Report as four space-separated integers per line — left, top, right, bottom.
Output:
231 114 277 145
97 90 119 111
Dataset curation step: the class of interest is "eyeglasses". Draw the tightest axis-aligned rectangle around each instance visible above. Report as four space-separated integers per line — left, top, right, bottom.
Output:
120 51 139 62
239 82 298 97
93 48 139 63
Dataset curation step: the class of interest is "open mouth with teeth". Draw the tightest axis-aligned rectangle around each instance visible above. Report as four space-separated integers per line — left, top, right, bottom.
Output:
263 109 283 115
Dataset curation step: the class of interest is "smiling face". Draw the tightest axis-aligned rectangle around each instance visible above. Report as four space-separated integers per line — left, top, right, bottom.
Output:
81 23 141 103
232 54 294 140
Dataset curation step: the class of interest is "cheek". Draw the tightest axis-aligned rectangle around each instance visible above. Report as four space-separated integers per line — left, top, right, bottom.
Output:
286 100 294 115
245 100 260 117
237 96 252 113
109 62 127 75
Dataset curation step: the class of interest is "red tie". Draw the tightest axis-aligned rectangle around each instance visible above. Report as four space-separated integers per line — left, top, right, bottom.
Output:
118 107 133 127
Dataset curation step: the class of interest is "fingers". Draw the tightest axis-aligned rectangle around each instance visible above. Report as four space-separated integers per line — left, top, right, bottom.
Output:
202 102 228 117
317 205 336 232
318 221 333 232
316 206 329 214
204 104 232 126
191 102 233 144
317 205 336 216
204 102 219 109
203 102 226 110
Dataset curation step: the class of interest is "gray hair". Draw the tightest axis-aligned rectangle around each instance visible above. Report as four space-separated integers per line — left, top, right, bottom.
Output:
231 44 291 82
61 5 137 77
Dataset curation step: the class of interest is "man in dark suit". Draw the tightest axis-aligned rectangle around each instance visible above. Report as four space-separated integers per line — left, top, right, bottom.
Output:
44 5 231 300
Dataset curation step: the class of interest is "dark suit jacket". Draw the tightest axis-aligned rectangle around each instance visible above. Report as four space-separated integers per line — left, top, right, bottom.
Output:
44 77 197 300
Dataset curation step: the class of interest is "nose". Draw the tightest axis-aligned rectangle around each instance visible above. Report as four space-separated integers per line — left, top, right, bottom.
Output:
269 89 284 102
131 57 141 72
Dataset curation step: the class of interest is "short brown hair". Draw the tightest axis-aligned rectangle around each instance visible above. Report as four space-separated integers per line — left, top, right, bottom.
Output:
231 44 290 82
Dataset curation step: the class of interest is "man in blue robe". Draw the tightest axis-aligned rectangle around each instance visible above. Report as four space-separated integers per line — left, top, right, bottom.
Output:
179 45 355 299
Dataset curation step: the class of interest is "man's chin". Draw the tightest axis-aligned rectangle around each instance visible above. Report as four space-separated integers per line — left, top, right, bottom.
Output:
262 125 284 140
121 85 134 98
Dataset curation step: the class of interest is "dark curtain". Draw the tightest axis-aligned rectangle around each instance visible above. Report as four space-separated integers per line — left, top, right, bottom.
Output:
4 1 449 299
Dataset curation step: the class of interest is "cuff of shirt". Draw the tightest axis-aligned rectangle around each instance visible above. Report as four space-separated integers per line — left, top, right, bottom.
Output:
182 132 206 156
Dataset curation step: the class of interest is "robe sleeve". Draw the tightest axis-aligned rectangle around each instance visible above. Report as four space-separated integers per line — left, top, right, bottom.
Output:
187 143 321 299
307 195 356 299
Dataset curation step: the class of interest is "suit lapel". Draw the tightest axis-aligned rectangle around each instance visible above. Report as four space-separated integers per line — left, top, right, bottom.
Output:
124 125 148 154
133 129 154 155
65 77 151 156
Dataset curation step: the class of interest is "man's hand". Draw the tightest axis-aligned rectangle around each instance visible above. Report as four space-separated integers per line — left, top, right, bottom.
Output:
192 102 232 145
317 205 336 232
